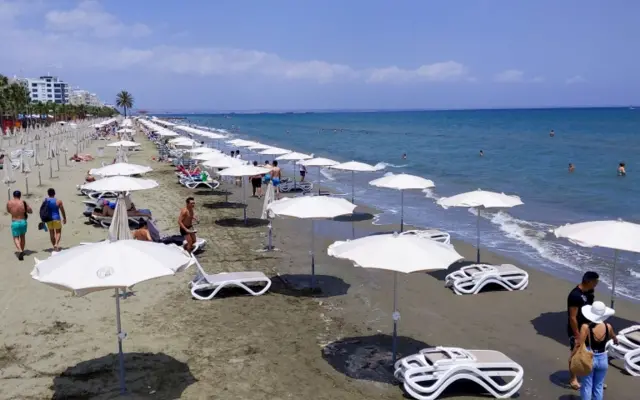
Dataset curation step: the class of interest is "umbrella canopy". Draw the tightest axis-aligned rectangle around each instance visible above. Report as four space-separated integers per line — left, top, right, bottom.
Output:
369 173 435 191
554 220 640 253
217 165 272 177
185 147 218 154
247 143 273 150
300 157 338 167
436 189 523 263
82 176 159 192
554 219 640 308
328 233 463 273
107 140 140 148
437 189 523 209
192 152 225 161
90 163 152 177
330 160 381 172
202 157 246 169
116 128 134 134
31 240 192 296
259 147 291 156
108 196 133 241
268 196 356 219
276 151 313 161
328 233 463 363
369 173 435 231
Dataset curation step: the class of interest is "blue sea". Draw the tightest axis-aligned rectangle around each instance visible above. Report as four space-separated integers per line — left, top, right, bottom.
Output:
169 108 640 300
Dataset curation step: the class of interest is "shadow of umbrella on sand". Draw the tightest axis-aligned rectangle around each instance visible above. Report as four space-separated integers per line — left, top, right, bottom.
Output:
51 352 197 399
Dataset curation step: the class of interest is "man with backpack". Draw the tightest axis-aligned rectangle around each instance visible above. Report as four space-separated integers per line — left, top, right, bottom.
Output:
40 188 66 252
6 190 32 260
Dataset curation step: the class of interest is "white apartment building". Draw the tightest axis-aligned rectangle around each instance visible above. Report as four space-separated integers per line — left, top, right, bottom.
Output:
26 76 70 104
69 89 103 107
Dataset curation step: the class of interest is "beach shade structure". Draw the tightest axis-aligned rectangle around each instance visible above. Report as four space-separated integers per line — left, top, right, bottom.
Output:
3 154 16 200
116 128 134 134
369 173 435 232
268 196 356 289
554 219 640 308
218 165 272 224
107 140 140 148
437 189 523 263
31 240 193 394
276 151 313 190
193 152 229 162
247 143 273 151
259 147 292 157
330 161 383 203
328 233 463 364
21 151 32 196
82 176 159 193
202 156 246 169
90 162 153 177
185 147 218 155
301 157 339 195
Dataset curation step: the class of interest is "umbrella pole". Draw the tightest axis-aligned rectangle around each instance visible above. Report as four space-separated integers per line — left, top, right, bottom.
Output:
400 190 404 232
392 271 399 365
310 220 316 289
317 166 321 195
242 178 247 225
611 249 619 308
476 208 481 263
293 161 297 190
351 171 355 203
114 288 127 394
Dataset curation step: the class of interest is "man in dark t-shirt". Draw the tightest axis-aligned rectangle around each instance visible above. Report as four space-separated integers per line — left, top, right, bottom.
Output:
566 271 599 389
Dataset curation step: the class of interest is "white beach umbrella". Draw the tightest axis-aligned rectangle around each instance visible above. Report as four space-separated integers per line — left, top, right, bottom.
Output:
31 240 193 394
82 176 159 193
193 152 227 162
330 160 384 203
116 128 134 134
201 157 245 169
259 147 291 156
328 233 463 364
554 219 640 307
369 173 435 231
269 196 356 288
247 143 273 151
301 157 339 195
218 165 272 224
107 140 140 148
185 147 217 154
437 189 523 262
90 163 152 177
276 152 313 189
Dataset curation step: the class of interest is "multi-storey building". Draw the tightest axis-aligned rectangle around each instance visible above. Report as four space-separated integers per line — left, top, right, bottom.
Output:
69 89 103 107
25 76 70 104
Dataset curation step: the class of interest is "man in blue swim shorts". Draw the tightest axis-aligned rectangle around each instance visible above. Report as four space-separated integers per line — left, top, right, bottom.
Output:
271 160 282 199
6 190 32 260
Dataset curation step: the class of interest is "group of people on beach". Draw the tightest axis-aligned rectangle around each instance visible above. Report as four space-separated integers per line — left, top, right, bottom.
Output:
6 188 66 260
567 271 619 399
249 160 282 199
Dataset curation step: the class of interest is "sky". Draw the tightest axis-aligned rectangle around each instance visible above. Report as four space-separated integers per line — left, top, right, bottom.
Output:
1 0 639 111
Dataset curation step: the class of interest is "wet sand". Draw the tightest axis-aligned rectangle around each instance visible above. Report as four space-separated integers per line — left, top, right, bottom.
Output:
1 133 639 399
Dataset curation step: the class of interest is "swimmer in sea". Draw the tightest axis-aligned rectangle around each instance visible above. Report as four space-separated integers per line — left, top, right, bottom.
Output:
569 163 575 173
402 153 407 160
550 130 555 137
479 150 484 157
618 162 626 176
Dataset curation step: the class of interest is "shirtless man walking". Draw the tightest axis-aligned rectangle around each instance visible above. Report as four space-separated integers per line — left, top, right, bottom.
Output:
178 197 198 253
6 190 32 260
271 160 282 199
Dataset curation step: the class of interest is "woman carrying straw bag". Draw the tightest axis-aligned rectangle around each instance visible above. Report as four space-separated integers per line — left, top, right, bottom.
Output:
570 301 618 400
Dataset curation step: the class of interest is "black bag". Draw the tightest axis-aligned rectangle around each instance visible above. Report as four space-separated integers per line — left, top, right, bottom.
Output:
40 200 52 223
23 201 28 220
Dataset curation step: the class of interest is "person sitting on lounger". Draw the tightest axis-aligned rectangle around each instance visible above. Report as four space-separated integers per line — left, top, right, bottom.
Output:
132 219 152 241
85 171 96 182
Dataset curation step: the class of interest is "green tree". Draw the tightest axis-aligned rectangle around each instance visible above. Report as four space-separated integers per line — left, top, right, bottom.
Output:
115 90 134 117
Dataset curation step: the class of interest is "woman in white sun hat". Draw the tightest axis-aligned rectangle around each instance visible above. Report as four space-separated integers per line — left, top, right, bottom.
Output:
571 301 618 400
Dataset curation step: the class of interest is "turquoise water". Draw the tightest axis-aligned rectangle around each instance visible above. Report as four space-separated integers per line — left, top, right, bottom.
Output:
170 108 640 299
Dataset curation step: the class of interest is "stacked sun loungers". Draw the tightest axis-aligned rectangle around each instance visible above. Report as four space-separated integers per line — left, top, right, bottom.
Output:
189 259 271 300
394 347 524 399
444 264 529 295
608 325 640 376
279 178 314 194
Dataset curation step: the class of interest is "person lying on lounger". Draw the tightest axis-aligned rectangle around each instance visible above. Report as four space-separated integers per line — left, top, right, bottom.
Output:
94 200 150 218
85 171 96 182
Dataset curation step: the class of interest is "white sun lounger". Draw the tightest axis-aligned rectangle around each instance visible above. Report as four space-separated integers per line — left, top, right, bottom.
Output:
444 264 529 295
279 179 314 194
180 176 220 190
394 347 523 400
189 261 271 300
147 219 207 253
401 229 451 245
90 213 152 228
624 347 640 376
608 325 640 361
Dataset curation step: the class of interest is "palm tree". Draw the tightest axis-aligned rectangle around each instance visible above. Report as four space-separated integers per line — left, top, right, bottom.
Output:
115 90 134 117
0 74 9 132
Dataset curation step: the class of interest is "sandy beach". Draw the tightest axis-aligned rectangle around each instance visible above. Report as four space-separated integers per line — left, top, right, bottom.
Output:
2 133 640 399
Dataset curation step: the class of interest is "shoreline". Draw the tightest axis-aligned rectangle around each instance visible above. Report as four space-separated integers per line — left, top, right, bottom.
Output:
1 131 639 398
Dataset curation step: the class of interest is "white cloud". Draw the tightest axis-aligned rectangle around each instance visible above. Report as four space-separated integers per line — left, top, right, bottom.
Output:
531 76 545 83
366 61 471 83
45 0 151 38
494 69 525 83
566 75 586 84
